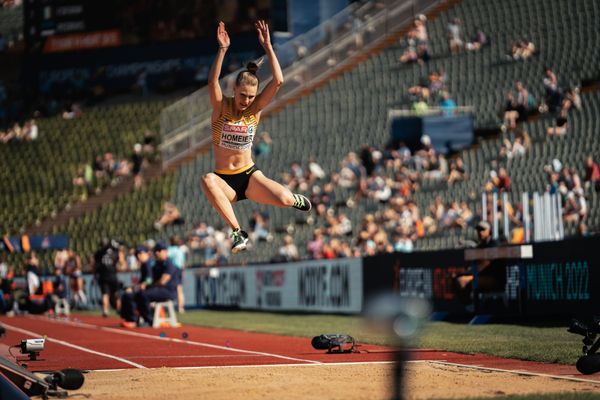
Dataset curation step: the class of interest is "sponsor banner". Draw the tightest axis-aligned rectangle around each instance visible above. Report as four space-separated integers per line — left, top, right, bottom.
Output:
519 237 600 315
363 237 600 317
43 30 122 53
190 258 363 313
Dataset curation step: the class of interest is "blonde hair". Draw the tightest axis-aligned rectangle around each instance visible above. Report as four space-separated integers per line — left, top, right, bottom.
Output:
235 58 264 87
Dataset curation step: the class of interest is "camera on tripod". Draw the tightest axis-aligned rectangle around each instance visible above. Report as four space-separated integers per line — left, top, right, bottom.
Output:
567 316 600 375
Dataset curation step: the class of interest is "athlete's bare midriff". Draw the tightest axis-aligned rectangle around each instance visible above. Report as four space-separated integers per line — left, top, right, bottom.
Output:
213 145 254 171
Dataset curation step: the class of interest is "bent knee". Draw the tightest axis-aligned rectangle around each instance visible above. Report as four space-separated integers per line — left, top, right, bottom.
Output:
201 173 220 190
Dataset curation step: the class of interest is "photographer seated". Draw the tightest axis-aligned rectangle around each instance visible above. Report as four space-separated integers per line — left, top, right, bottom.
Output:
121 242 176 327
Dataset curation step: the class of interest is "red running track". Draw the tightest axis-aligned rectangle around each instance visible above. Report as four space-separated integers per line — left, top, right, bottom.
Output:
0 314 598 385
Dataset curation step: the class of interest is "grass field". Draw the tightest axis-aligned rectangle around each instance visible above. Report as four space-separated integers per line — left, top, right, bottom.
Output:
177 310 583 365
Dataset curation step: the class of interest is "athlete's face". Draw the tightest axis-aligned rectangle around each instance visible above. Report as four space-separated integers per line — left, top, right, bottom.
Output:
234 84 257 111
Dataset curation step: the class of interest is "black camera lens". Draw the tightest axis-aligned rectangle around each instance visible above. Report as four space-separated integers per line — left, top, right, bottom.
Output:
568 319 591 337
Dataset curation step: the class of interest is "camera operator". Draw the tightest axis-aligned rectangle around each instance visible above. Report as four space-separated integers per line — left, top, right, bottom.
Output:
91 238 122 317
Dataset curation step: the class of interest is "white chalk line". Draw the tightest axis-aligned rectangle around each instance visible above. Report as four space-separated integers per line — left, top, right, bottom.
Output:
24 315 322 365
1 322 146 369
91 360 400 372
428 360 600 385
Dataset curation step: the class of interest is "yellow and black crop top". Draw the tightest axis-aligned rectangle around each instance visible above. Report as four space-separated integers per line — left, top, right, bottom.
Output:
211 97 259 151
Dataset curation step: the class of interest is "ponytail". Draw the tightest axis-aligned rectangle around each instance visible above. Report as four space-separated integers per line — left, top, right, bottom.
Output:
235 57 264 87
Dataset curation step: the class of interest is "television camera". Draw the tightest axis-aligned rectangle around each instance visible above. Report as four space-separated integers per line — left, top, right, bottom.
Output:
567 316 600 375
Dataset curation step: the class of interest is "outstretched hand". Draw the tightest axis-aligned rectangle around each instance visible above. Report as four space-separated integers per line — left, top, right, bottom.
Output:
255 20 271 49
217 21 230 48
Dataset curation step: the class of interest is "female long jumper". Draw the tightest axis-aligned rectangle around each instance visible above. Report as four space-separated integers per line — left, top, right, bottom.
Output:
201 21 311 253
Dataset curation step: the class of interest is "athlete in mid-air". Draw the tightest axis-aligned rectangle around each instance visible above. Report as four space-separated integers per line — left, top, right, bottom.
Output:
201 20 311 253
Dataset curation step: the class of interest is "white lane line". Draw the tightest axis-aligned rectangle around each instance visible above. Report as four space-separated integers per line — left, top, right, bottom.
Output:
1 322 146 369
25 316 322 365
428 360 600 385
90 360 399 372
128 355 264 359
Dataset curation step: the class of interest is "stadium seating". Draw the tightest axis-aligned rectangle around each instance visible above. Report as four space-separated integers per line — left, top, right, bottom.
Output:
162 0 600 262
0 100 170 270
4 0 599 269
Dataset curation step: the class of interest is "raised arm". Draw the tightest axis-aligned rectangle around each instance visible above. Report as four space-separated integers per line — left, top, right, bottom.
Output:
253 20 284 112
208 22 230 115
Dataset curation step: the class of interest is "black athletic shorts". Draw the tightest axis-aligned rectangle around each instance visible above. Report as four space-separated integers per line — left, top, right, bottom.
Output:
215 164 259 201
99 277 120 296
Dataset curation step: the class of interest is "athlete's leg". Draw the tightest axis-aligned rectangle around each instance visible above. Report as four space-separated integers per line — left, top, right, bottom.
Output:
245 171 295 207
246 171 311 211
200 173 241 229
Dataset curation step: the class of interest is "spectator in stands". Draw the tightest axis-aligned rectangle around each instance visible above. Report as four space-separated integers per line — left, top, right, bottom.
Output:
447 157 466 185
249 210 271 242
491 167 511 192
514 81 531 123
103 152 116 180
510 39 535 60
546 115 568 136
560 87 582 117
447 18 463 54
439 91 457 116
540 67 561 113
584 156 600 192
277 235 299 262
414 15 428 42
253 132 272 158
131 143 144 189
408 79 431 102
143 129 158 161
114 157 131 179
62 103 82 120
465 28 487 51
307 229 325 259
393 229 414 253
154 202 184 230
564 188 587 224
23 119 38 141
399 21 430 65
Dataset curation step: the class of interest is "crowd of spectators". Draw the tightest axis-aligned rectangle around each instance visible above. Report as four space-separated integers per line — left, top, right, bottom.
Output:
0 118 38 143
72 131 157 200
399 14 429 65
509 39 536 60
